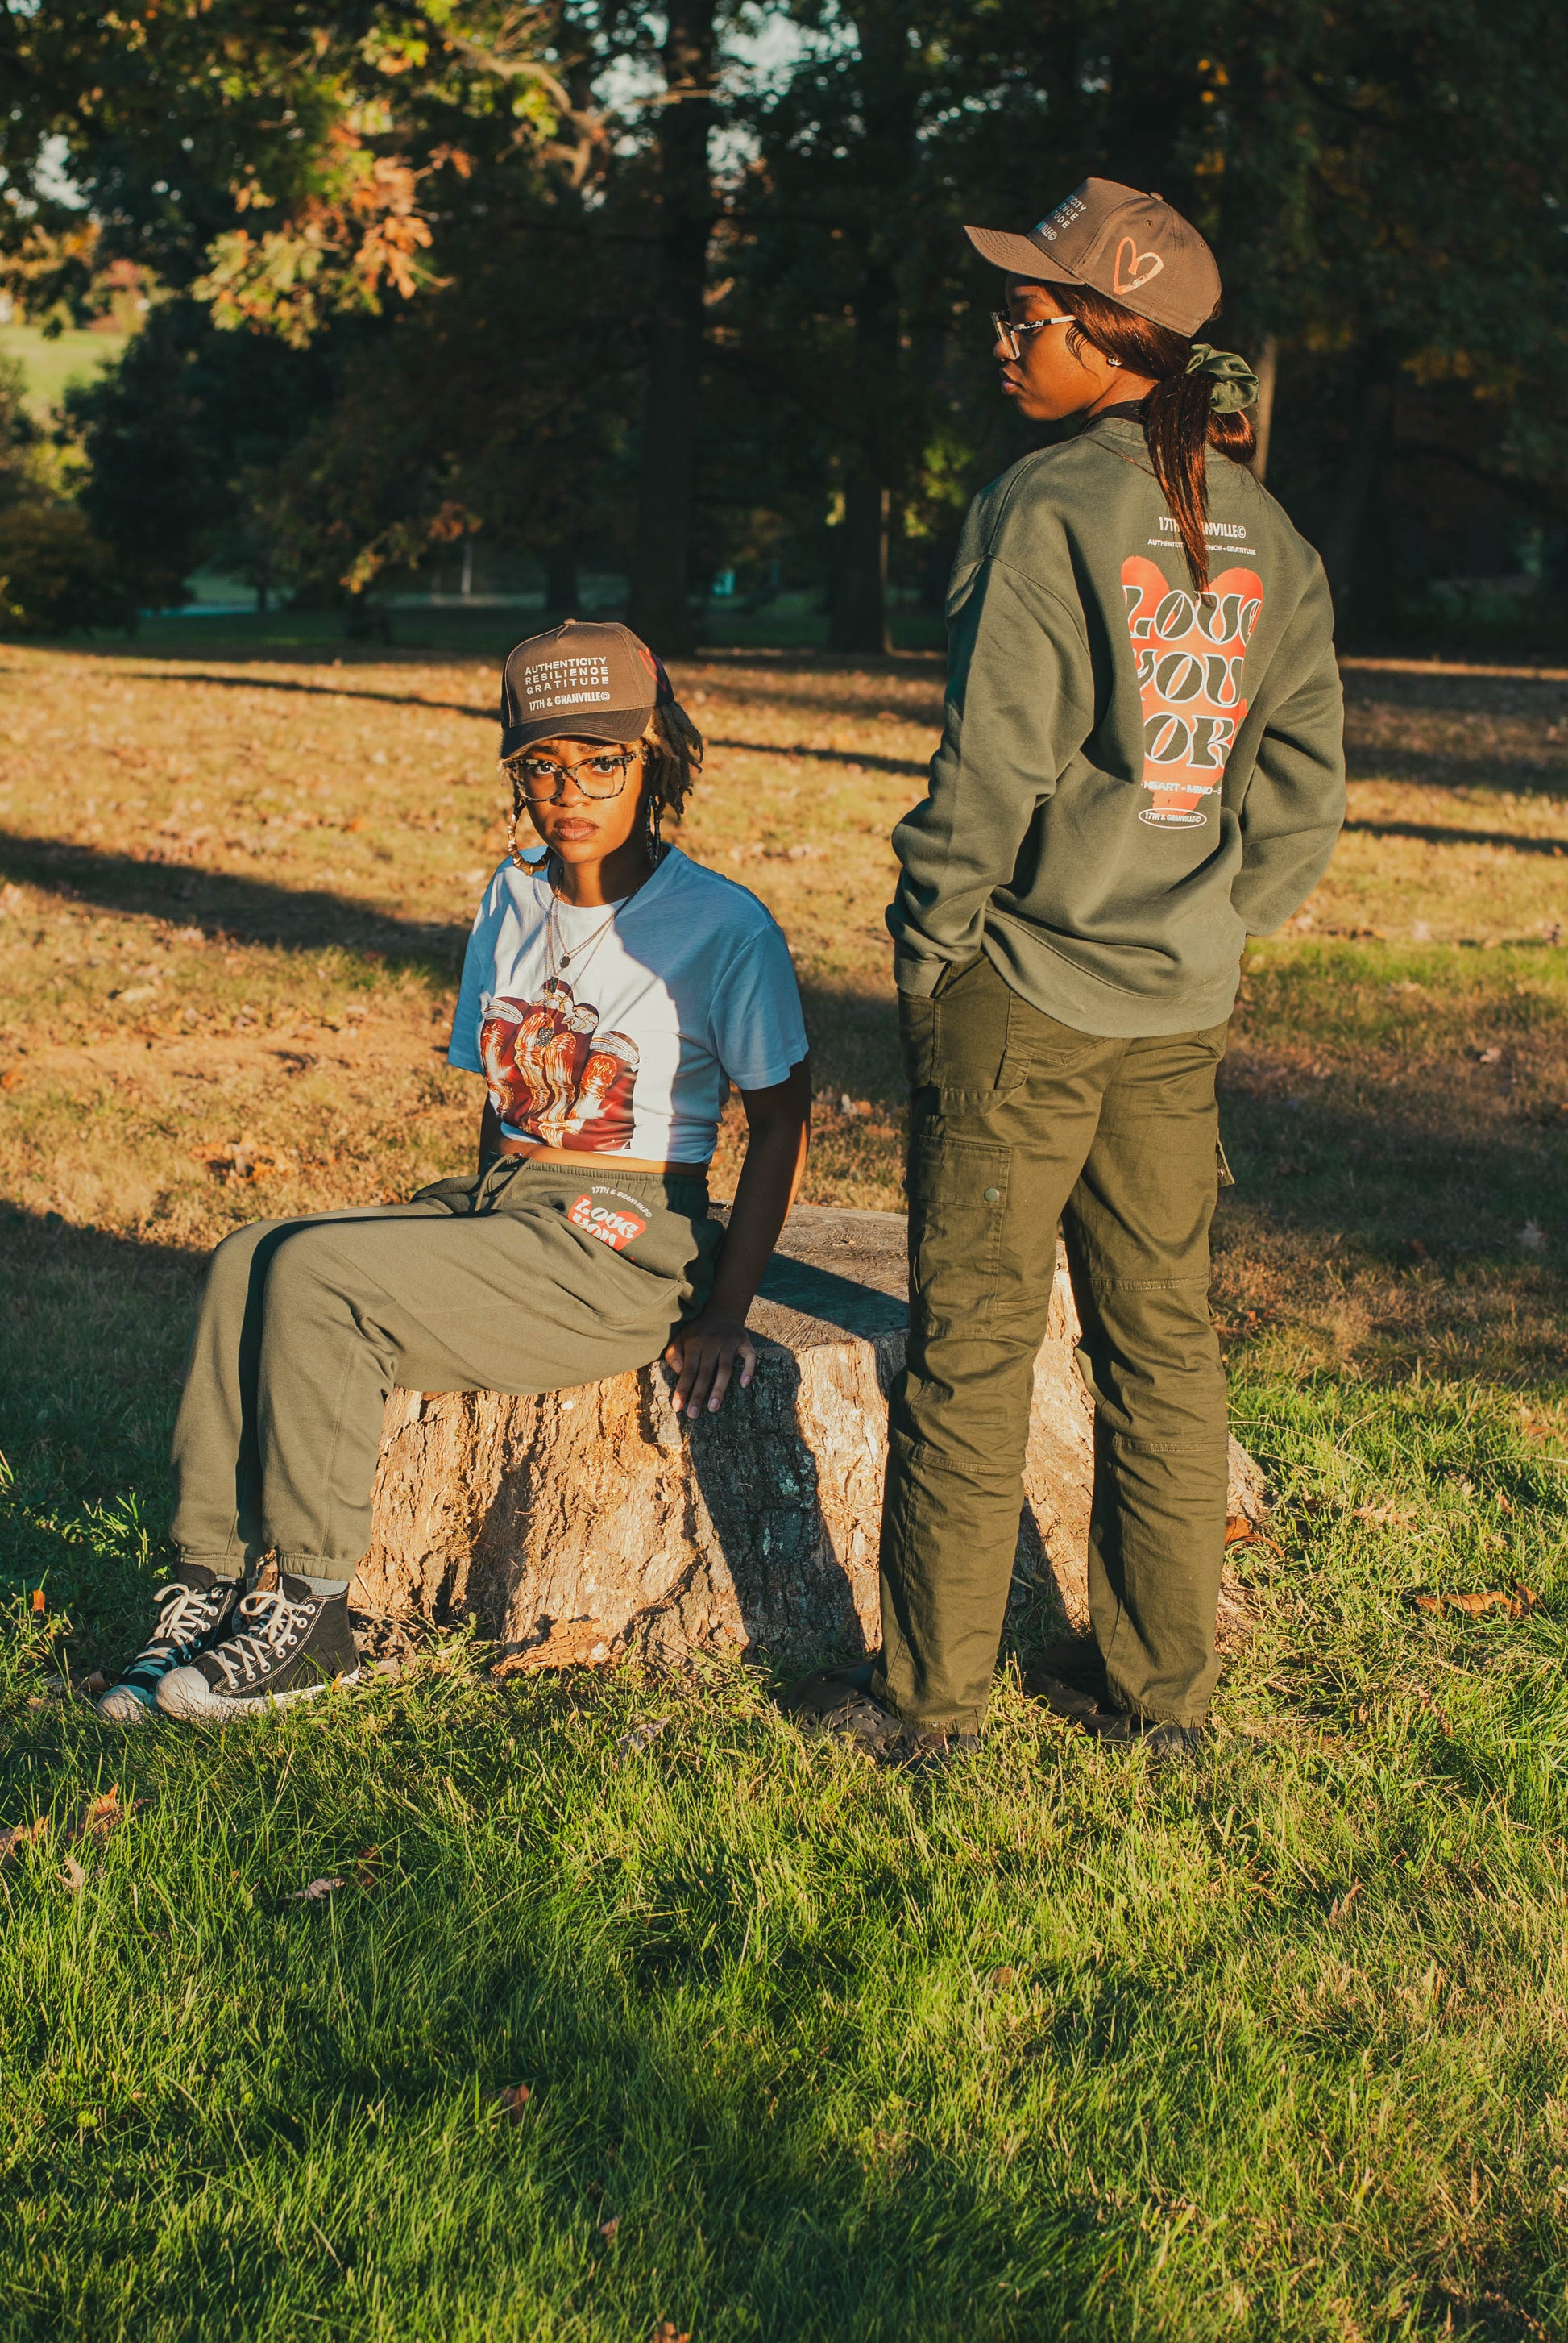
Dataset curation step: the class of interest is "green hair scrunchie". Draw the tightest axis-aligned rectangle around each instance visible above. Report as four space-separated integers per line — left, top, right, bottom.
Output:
1184 343 1259 413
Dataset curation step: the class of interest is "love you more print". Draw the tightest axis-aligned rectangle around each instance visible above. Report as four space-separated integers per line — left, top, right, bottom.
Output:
1122 556 1263 828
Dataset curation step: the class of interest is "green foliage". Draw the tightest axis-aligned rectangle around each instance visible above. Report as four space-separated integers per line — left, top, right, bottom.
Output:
0 502 118 634
9 6 1568 643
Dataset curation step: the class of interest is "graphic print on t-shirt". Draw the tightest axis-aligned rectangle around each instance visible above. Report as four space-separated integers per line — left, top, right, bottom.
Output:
479 976 640 1149
1121 557 1264 827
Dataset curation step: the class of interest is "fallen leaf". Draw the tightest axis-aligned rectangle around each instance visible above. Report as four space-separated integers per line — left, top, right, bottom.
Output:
615 1716 671 1763
351 1846 380 1890
988 1965 1017 1988
1477 1046 1503 1065
492 1619 618 1677
1327 1881 1363 1924
31 1589 45 1615
60 1855 87 1893
191 1137 297 1184
288 1876 346 1902
648 2324 691 2343
1353 1502 1415 1527
1404 1584 1538 1622
1224 1515 1261 1547
68 1786 144 1848
598 2216 620 2241
0 1816 50 1863
0 1063 25 1090
494 2083 531 2123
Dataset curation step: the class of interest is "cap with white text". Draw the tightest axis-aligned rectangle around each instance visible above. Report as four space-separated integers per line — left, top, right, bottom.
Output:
500 620 672 760
964 177 1221 339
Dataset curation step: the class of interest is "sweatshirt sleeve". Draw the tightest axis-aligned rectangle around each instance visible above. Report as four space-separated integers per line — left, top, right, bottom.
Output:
1229 565 1346 937
887 553 1095 995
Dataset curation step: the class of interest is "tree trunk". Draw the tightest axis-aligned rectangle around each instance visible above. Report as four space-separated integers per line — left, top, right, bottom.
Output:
829 473 891 655
1248 334 1279 485
825 5 911 658
354 1206 1267 1672
544 542 580 617
1321 373 1394 619
624 0 716 659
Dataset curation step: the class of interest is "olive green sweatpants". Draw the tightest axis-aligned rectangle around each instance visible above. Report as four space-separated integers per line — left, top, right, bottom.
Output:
872 955 1230 1734
170 1160 719 1577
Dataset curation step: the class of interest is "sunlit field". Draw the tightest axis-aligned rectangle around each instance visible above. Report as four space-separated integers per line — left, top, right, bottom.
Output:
2 638 1566 2341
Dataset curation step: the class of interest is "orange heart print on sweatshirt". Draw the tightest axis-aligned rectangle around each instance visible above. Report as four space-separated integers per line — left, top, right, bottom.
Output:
1121 557 1263 827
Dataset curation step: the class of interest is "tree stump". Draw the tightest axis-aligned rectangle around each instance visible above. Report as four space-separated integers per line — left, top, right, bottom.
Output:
352 1204 1267 1671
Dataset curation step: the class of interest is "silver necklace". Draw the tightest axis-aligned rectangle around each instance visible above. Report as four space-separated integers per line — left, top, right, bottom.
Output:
541 859 640 987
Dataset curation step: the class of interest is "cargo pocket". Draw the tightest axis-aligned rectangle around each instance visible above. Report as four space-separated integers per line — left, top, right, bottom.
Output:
927 955 1038 1107
908 1132 1012 1334
899 993 937 1090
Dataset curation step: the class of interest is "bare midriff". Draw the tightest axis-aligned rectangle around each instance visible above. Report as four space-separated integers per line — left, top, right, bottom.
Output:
495 1136 709 1176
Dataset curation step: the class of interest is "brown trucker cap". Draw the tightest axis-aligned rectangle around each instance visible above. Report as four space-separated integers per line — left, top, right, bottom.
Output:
500 619 672 759
964 177 1221 338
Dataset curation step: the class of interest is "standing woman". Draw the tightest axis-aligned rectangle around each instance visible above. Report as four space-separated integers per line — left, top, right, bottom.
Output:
99 623 811 1724
791 181 1344 1761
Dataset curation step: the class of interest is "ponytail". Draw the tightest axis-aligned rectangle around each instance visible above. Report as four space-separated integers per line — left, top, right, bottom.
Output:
1047 283 1257 592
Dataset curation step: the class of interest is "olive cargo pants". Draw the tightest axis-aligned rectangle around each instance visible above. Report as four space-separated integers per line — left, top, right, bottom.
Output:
170 1160 719 1577
872 956 1230 1734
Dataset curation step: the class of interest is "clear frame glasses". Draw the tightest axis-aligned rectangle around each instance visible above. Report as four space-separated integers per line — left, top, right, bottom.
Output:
515 746 644 804
990 309 1075 362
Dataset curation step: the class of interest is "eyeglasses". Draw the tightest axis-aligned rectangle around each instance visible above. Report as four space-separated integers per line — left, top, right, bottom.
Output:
990 309 1075 362
514 747 644 804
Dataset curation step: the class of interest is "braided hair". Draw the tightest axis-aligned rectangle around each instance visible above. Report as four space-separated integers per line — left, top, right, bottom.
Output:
500 697 705 868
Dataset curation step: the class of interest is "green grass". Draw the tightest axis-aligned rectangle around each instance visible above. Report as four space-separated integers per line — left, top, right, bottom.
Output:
3 1377 1567 2341
0 322 128 415
2 644 1567 2337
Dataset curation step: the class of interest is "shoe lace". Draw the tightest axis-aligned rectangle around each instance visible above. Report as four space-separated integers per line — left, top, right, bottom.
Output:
205 1586 314 1689
139 1579 230 1665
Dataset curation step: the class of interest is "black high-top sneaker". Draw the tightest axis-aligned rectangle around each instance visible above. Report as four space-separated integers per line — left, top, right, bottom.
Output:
156 1573 359 1721
97 1564 242 1725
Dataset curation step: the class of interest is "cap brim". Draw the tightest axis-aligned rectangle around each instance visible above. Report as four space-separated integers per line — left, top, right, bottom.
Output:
500 705 651 760
963 223 1089 285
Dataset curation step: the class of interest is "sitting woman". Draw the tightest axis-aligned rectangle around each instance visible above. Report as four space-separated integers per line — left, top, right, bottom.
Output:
100 621 811 1724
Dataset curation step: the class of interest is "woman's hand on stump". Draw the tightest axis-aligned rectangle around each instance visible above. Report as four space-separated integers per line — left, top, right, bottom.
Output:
664 1310 757 1418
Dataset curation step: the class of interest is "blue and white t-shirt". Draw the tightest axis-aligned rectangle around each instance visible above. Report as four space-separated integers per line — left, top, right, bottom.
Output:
448 848 808 1165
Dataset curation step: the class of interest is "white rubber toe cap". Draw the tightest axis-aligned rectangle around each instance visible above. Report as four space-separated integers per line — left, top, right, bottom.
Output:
156 1664 220 1720
97 1685 155 1725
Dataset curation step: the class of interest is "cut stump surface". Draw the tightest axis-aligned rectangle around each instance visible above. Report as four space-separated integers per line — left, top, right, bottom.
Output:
355 1204 1267 1670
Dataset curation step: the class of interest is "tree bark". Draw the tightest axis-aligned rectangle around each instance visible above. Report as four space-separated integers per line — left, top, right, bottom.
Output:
354 1207 1267 1672
829 473 891 655
1321 373 1394 619
826 5 911 658
624 0 717 659
1248 334 1279 485
544 542 580 617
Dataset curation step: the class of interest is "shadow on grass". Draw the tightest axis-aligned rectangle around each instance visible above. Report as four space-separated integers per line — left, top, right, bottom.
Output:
0 826 471 971
709 735 930 782
115 666 493 724
1341 818 1568 856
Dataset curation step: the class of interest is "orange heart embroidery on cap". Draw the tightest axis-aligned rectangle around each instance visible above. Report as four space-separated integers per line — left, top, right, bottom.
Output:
1113 235 1164 295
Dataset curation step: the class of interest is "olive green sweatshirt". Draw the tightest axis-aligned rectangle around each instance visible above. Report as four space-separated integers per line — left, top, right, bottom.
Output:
888 414 1346 1033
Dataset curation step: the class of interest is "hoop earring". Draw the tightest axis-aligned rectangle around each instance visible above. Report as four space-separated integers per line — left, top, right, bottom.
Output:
508 805 546 870
645 793 665 865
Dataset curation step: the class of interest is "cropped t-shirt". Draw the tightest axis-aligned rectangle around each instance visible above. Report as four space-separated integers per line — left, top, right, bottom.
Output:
447 848 808 1164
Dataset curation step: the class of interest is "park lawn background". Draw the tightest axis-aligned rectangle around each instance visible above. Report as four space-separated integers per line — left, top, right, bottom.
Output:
2 638 1567 2341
